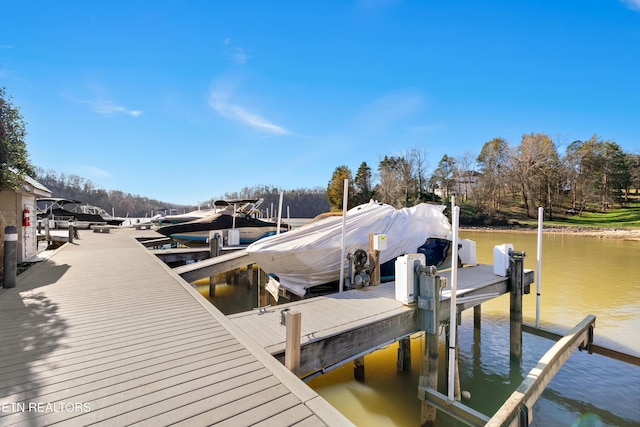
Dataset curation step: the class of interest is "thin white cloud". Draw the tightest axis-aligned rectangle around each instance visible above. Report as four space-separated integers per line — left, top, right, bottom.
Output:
233 47 249 65
91 99 143 117
352 91 425 130
0 45 13 49
67 95 142 117
621 0 640 10
79 165 111 178
64 84 142 117
208 81 290 135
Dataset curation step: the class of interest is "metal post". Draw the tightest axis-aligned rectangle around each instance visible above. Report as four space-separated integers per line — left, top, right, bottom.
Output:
447 205 460 401
68 220 74 244
3 226 18 289
339 179 349 292
536 207 543 328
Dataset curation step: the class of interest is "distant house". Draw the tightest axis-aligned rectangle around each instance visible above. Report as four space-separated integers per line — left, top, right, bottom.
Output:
433 171 481 201
0 174 52 263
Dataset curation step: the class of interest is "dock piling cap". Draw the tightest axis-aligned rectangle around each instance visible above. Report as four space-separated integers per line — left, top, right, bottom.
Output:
4 225 18 241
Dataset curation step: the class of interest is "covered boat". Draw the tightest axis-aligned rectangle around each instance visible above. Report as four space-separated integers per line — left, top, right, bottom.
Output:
36 198 107 229
157 199 289 246
246 201 452 297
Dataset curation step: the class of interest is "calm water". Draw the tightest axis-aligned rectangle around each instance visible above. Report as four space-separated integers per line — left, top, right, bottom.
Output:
196 231 640 426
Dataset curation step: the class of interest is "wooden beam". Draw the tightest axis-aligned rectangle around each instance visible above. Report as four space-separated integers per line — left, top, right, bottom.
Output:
418 388 490 426
151 248 211 263
437 269 534 321
486 315 596 427
522 323 640 367
139 237 173 248
274 309 419 376
174 250 253 282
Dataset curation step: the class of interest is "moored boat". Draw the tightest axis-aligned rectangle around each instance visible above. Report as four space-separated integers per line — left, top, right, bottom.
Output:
157 199 289 246
246 201 453 297
78 205 127 226
36 198 107 229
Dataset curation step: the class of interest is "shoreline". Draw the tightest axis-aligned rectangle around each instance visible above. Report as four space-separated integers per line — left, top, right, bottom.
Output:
461 225 640 241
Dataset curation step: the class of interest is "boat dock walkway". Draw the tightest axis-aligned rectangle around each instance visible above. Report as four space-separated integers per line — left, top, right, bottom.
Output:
228 265 534 377
0 227 352 426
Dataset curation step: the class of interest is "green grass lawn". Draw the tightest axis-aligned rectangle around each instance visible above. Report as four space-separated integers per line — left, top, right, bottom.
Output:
517 205 640 229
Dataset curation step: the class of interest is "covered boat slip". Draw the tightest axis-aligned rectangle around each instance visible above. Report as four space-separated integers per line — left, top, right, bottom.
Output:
0 228 351 426
228 265 534 377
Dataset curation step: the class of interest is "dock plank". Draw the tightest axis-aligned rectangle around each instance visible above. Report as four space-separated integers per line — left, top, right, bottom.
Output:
229 263 533 376
173 249 254 282
0 227 352 426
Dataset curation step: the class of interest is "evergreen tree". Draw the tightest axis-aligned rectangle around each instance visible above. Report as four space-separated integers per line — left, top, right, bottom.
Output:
0 87 35 190
326 165 353 211
353 162 374 204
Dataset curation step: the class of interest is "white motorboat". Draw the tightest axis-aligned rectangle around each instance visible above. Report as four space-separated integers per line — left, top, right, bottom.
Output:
246 201 453 297
157 199 289 246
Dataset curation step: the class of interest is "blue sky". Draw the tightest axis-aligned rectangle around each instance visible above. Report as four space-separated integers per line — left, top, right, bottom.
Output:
2 1 639 205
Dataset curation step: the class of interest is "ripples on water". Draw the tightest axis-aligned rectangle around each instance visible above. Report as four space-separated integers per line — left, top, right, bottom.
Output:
198 232 640 426
308 232 640 426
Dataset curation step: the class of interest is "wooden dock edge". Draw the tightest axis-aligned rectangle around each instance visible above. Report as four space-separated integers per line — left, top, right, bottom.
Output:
133 236 354 426
522 323 640 367
485 314 597 427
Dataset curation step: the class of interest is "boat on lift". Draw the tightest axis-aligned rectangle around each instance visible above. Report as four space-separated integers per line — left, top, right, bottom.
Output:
246 201 454 297
157 198 290 246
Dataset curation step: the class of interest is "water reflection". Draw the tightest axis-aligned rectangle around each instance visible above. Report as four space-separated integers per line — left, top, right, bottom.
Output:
308 232 640 426
194 232 640 426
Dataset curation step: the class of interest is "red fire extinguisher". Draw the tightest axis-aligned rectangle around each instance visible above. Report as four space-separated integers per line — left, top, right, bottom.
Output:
23 208 31 227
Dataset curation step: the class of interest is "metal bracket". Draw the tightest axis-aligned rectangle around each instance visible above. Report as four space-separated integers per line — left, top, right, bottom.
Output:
579 324 595 354
280 308 290 326
416 268 438 334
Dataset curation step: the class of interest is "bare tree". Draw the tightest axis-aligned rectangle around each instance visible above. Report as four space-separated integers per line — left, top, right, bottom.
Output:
476 138 509 211
454 150 477 202
510 133 560 218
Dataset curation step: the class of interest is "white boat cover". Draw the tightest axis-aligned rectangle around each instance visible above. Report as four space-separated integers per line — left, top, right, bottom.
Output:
246 201 451 296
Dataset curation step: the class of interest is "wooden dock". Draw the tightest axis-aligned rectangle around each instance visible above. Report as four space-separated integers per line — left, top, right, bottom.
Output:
0 227 352 426
228 265 534 377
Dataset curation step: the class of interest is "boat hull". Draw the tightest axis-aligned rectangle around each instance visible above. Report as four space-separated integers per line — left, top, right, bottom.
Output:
246 201 452 296
157 212 288 246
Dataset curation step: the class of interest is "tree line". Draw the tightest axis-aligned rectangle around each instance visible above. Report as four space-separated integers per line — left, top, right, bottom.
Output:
34 171 331 219
3 85 639 223
327 134 640 221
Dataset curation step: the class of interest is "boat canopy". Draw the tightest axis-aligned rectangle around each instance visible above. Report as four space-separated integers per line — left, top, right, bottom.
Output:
246 201 452 295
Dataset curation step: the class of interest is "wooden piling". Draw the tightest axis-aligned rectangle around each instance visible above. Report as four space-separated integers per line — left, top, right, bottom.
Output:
284 310 301 375
473 305 481 331
209 232 220 297
397 337 412 372
419 274 443 426
45 219 50 246
354 357 365 381
509 253 525 364
368 234 380 286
